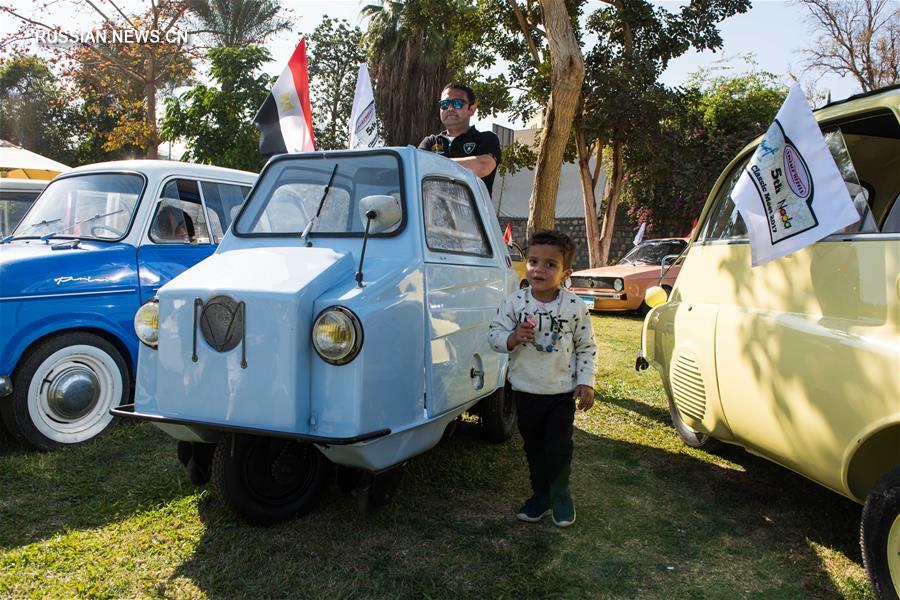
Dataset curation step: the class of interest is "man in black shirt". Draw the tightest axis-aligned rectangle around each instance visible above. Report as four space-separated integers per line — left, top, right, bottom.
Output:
418 83 502 196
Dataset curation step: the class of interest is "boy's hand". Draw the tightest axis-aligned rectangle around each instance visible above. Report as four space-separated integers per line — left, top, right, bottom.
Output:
507 321 535 350
574 385 595 411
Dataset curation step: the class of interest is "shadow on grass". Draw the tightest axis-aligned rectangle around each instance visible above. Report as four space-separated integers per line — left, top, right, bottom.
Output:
168 420 864 599
0 422 193 549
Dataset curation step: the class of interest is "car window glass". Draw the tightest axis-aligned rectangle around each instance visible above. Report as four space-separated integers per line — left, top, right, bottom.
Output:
236 154 401 236
14 173 141 240
423 179 491 257
882 192 900 234
701 159 749 242
150 179 211 244
823 110 900 234
200 181 250 242
823 130 877 234
618 240 687 265
0 190 40 237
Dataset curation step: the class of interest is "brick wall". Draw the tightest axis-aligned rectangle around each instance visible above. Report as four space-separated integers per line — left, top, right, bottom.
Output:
499 212 635 271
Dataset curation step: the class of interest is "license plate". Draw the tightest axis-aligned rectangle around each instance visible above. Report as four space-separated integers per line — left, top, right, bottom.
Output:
580 296 595 310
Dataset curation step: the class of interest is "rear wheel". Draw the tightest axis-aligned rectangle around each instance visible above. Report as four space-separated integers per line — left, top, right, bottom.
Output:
481 380 516 442
2 332 129 450
861 467 900 600
211 434 331 525
667 392 720 451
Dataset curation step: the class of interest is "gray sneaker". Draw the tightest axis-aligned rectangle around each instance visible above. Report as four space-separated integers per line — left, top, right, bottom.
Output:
516 496 551 523
551 496 576 527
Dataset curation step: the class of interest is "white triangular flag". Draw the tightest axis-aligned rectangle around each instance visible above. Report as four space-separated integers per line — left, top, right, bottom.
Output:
348 64 383 150
632 222 645 246
731 84 858 267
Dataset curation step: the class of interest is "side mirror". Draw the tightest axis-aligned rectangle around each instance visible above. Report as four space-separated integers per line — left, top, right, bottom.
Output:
644 286 668 309
659 254 680 279
358 194 401 234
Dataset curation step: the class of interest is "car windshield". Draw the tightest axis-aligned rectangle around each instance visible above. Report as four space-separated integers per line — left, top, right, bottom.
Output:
234 153 402 236
13 173 143 241
618 240 686 265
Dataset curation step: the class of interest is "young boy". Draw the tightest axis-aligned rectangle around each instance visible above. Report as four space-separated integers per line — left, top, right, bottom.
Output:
489 229 597 527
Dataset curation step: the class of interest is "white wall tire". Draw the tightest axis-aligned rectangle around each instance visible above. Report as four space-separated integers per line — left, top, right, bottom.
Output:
2 332 130 450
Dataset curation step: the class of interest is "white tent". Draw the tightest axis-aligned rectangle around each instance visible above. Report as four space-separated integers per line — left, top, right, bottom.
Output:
491 158 606 219
0 139 71 180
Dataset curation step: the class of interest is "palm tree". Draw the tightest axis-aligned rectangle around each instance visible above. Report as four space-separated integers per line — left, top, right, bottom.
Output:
188 0 292 48
361 0 461 146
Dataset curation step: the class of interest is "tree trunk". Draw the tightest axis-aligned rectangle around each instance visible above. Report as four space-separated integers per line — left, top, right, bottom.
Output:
144 49 159 159
598 139 624 265
575 130 602 267
371 31 452 147
526 0 584 236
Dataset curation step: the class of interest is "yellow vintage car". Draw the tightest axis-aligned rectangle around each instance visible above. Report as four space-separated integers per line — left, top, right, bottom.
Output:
638 86 900 598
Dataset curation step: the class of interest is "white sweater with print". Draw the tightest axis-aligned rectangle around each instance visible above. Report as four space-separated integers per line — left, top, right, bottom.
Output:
489 287 597 394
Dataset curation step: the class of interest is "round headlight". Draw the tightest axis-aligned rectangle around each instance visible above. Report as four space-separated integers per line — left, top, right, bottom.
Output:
134 300 159 348
312 307 363 365
613 278 624 292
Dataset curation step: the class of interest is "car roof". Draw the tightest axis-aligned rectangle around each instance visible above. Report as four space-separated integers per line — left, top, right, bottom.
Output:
0 178 48 190
65 160 257 184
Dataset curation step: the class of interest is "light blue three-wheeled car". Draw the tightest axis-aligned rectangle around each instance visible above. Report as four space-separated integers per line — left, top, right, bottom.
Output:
116 147 518 523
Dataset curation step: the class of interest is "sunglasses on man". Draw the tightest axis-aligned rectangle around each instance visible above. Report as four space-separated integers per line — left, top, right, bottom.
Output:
439 98 469 110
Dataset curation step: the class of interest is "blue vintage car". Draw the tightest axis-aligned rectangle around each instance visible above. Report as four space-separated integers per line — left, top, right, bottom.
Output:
117 148 518 523
0 160 256 450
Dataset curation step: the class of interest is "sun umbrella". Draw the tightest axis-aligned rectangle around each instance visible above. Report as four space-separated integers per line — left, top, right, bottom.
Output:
0 139 71 180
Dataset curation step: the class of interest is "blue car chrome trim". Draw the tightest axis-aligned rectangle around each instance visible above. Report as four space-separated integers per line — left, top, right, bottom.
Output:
0 376 11 396
0 289 137 302
110 404 391 445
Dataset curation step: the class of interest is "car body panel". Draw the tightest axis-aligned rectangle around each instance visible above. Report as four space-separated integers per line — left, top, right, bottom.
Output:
130 147 516 471
0 160 255 387
570 238 686 312
641 87 900 503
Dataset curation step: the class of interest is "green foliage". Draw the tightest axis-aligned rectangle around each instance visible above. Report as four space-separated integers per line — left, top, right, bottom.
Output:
0 54 77 165
306 17 366 151
498 140 537 176
622 68 787 236
362 0 467 145
160 46 271 171
187 0 292 47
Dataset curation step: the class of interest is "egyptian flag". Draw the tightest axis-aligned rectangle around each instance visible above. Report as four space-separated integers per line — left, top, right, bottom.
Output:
253 38 316 157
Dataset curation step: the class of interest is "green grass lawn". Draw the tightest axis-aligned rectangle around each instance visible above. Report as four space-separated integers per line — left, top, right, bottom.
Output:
0 315 874 599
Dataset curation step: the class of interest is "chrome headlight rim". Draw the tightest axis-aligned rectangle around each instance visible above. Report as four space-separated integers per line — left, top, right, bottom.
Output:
613 278 624 292
312 306 363 365
134 299 159 349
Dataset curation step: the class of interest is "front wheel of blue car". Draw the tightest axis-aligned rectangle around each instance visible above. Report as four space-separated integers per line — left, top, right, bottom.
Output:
211 434 331 525
2 332 130 451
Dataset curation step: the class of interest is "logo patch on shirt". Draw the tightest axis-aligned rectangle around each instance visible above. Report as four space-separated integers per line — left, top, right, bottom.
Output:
463 142 476 154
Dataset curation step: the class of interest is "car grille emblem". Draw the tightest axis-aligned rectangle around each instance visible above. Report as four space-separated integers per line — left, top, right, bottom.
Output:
192 295 247 368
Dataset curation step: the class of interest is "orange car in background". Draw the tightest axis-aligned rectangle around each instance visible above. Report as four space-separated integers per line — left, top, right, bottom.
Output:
568 238 688 315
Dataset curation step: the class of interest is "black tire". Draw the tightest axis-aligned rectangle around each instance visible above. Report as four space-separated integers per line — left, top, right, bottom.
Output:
1 331 130 451
480 380 516 443
668 392 720 451
211 434 330 525
861 466 900 600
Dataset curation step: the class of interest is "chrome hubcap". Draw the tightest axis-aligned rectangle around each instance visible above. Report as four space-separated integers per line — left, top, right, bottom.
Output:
46 365 100 421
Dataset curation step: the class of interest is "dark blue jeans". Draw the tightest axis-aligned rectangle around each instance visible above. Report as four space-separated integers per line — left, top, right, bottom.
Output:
514 390 575 505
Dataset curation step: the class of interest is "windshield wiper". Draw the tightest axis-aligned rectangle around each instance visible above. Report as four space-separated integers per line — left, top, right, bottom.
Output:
300 164 339 247
39 208 125 243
